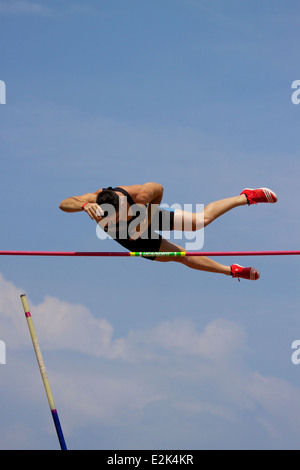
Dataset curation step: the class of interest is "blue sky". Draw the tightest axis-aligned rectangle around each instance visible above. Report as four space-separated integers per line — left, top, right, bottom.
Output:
0 0 299 450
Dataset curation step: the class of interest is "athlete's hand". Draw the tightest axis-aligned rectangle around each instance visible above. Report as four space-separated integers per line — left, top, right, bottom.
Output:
83 202 102 221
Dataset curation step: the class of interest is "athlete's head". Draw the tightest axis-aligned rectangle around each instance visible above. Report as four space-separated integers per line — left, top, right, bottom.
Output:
96 189 120 222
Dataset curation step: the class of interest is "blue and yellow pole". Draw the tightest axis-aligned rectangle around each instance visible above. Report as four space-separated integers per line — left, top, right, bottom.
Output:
20 294 67 450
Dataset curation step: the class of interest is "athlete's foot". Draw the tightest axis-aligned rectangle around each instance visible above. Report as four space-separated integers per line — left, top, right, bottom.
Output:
240 188 278 205
231 264 260 281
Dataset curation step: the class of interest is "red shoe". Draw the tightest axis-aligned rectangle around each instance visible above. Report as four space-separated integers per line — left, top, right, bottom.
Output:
240 187 278 205
231 264 260 281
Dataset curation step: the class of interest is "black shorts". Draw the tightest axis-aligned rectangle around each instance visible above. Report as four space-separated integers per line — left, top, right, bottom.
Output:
114 208 174 260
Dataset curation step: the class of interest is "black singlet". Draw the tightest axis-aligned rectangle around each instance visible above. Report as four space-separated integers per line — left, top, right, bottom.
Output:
98 186 174 260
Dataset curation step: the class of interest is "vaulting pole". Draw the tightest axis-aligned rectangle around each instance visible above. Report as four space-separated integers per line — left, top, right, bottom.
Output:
20 294 67 451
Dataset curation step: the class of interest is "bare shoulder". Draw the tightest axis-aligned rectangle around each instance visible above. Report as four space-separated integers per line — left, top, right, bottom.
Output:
117 183 163 204
118 183 160 195
117 184 144 197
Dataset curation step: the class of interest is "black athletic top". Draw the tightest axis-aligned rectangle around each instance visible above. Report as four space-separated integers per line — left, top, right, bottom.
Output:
98 186 174 260
100 186 147 241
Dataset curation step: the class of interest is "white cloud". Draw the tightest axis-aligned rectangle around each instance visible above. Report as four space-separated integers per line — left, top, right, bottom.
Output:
1 271 300 449
0 1 101 17
0 1 51 15
0 272 245 362
0 272 121 358
248 372 300 434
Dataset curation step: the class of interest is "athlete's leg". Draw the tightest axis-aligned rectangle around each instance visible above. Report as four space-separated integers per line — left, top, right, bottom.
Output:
203 194 248 227
155 238 231 275
173 194 247 231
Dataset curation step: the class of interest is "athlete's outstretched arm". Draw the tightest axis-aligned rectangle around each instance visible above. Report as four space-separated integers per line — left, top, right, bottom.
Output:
59 190 102 220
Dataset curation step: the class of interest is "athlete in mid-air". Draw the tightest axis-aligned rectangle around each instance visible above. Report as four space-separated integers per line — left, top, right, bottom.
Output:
59 184 278 281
